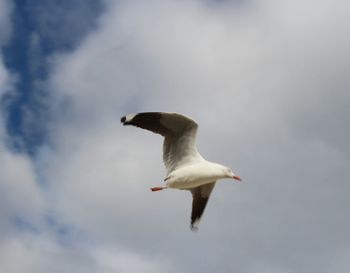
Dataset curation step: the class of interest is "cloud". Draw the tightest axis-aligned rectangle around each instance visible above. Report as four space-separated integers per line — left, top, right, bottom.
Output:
0 0 13 97
1 0 350 272
1 1 172 272
0 145 46 234
0 0 12 46
0 3 61 273
92 246 171 273
0 4 46 249
1 0 105 154
29 0 104 50
1 0 42 228
41 0 350 272
0 59 11 99
0 234 170 273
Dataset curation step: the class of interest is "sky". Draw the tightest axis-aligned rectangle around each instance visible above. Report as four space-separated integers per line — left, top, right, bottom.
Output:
0 0 350 272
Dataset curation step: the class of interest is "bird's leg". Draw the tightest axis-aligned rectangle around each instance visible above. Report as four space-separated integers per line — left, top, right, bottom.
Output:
150 186 167 192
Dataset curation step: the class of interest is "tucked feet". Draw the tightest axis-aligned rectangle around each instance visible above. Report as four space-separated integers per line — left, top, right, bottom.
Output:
150 187 167 192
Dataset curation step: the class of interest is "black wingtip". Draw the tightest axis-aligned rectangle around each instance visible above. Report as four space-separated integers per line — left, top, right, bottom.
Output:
190 224 199 232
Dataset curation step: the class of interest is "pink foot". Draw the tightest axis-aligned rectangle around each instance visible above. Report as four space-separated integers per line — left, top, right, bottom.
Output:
150 187 165 192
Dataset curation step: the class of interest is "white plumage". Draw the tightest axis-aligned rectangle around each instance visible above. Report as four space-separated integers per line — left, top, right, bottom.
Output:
121 112 241 230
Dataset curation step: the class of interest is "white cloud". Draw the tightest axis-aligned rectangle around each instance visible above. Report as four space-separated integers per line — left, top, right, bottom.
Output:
0 3 49 272
0 145 46 229
0 57 11 99
92 246 171 273
0 234 171 273
0 0 12 46
0 0 348 272
44 1 350 272
0 9 45 240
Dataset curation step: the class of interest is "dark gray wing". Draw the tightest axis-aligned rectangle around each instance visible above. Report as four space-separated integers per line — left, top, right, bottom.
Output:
121 112 203 173
121 112 197 136
190 182 216 231
121 112 170 136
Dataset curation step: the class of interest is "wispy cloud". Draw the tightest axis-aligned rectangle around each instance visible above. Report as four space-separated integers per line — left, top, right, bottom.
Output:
1 0 105 154
0 0 12 46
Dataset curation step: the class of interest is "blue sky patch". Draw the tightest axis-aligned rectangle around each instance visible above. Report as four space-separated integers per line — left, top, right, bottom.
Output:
1 0 104 155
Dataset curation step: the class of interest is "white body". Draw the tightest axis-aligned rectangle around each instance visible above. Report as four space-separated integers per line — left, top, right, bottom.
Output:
166 162 230 189
121 112 240 230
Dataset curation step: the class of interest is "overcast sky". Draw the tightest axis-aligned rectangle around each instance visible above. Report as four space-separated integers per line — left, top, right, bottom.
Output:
1 0 350 272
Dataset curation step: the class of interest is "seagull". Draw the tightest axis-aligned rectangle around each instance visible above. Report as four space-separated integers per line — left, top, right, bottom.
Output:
121 112 241 230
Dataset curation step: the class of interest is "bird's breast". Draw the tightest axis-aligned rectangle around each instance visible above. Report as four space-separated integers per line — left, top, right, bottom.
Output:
165 162 223 189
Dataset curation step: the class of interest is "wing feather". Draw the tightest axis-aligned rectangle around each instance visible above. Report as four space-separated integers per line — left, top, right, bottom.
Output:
121 112 203 173
190 182 216 231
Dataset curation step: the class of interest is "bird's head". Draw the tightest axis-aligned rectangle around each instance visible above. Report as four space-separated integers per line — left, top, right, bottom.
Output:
224 167 242 181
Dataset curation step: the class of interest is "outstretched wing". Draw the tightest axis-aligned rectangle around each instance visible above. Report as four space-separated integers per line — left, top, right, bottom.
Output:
190 182 216 231
121 112 204 173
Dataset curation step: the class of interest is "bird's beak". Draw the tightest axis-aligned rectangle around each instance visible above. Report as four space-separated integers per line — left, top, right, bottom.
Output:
232 175 242 181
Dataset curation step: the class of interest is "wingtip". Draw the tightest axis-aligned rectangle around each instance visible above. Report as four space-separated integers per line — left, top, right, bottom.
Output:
190 224 199 232
190 218 200 232
121 113 137 125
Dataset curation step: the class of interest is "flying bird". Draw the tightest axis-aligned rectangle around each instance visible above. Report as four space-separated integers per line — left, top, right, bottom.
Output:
121 112 241 230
